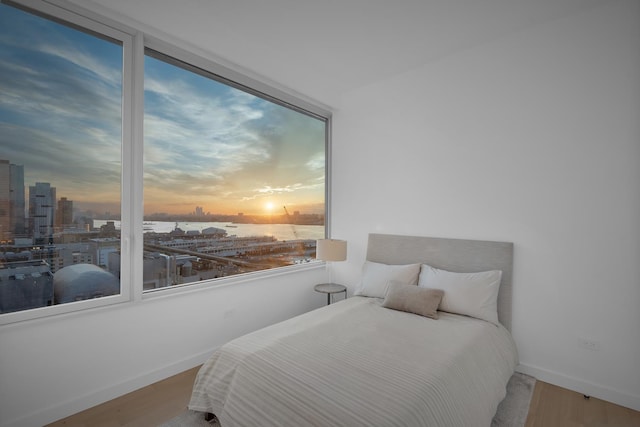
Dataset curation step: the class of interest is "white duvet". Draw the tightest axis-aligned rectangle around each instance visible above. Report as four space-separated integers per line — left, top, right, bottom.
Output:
189 296 518 427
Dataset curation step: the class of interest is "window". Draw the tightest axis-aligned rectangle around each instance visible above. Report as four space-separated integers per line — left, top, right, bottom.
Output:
0 1 127 318
0 1 329 322
141 50 326 290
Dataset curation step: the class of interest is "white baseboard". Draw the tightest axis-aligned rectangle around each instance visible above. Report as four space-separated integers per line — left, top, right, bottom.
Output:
516 363 640 412
2 348 216 427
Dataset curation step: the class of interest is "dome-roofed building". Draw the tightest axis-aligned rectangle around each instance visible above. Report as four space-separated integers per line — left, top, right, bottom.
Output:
53 264 119 304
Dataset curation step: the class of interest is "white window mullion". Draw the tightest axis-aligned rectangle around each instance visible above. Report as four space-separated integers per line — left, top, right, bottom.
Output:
127 31 145 301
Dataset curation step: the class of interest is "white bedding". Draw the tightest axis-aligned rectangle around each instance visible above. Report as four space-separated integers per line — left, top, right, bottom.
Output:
189 296 518 427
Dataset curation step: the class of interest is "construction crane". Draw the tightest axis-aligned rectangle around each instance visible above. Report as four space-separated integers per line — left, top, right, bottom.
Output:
283 206 306 258
283 206 298 239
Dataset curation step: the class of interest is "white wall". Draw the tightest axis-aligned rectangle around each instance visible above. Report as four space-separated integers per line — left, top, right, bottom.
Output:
331 0 640 411
0 266 328 427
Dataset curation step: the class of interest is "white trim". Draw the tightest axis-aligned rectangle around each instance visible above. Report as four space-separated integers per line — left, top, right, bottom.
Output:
118 13 135 305
516 362 640 412
142 262 324 301
43 0 137 35
0 262 324 332
9 0 136 37
325 118 333 238
0 294 127 326
130 31 145 302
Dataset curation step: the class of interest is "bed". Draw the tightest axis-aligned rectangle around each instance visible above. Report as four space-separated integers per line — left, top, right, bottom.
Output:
189 233 518 426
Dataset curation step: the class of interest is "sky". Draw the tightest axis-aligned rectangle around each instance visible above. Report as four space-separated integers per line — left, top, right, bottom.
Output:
0 4 326 217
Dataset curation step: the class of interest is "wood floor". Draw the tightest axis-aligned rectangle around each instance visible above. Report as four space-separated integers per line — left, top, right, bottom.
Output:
46 367 640 427
46 367 201 427
524 381 640 427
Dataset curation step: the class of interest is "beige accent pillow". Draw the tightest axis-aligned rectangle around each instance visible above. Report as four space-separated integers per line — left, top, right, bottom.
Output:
382 282 444 319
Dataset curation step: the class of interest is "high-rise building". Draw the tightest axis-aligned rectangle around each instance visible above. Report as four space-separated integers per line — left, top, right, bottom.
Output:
0 160 10 241
9 163 25 236
56 197 73 228
1 160 27 241
29 182 56 244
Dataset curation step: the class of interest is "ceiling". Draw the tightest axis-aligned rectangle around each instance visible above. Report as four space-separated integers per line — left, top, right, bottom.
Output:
73 0 604 107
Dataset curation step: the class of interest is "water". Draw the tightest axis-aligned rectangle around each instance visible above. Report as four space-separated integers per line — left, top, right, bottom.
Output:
94 220 325 242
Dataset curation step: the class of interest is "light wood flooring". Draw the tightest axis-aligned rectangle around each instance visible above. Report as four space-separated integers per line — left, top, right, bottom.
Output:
46 367 640 427
524 381 640 427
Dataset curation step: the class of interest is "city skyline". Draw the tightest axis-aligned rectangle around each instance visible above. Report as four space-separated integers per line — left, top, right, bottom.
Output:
0 4 326 217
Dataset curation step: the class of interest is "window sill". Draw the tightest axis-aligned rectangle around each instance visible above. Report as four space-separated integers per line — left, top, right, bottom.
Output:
141 261 325 301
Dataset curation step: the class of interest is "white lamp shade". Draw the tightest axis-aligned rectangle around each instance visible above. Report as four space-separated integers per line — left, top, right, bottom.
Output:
316 239 347 262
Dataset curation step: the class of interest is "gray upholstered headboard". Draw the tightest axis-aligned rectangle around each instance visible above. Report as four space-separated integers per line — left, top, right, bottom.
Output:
366 233 514 331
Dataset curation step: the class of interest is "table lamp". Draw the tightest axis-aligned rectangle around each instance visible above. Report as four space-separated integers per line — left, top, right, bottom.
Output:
316 238 347 263
316 238 347 281
315 239 347 304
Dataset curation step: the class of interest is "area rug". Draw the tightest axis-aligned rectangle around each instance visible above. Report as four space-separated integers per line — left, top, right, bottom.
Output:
491 372 536 426
162 372 536 427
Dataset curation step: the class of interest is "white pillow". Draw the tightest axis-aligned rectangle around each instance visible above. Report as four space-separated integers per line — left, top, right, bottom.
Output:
354 261 421 299
418 264 502 325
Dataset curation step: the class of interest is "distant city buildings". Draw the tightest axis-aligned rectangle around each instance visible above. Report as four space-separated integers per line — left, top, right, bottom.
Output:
0 158 116 313
29 182 56 244
56 197 73 229
0 259 54 313
0 159 10 241
90 237 120 268
0 159 27 241
9 162 26 237
1 158 320 315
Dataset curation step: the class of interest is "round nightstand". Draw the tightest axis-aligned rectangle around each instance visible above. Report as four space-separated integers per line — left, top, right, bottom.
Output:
314 283 347 305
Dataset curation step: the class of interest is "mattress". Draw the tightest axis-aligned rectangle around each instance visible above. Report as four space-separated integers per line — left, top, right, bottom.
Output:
189 296 518 427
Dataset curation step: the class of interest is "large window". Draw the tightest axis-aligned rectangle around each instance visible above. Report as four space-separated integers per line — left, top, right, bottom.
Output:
0 2 125 317
140 50 326 290
0 0 328 321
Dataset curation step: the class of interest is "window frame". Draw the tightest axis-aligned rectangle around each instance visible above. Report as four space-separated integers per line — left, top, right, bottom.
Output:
0 0 332 325
140 40 330 292
0 0 136 324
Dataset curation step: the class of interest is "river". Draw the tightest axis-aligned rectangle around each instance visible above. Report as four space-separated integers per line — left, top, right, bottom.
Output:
94 220 325 242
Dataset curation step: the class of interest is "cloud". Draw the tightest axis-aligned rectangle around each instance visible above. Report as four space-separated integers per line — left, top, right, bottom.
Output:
142 55 326 213
0 4 326 216
0 6 122 209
